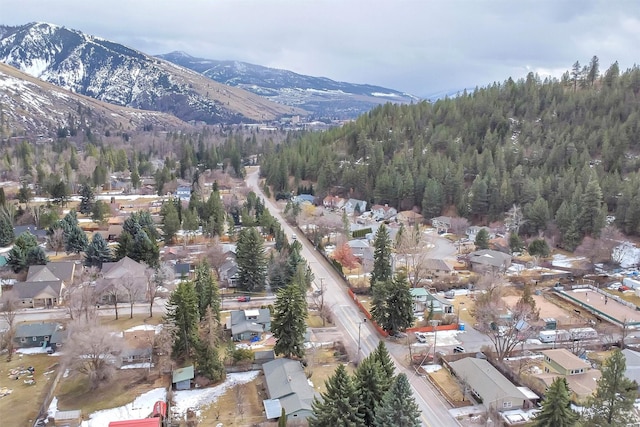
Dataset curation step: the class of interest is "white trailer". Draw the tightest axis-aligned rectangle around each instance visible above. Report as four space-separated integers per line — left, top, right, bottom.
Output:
569 327 598 340
539 329 571 343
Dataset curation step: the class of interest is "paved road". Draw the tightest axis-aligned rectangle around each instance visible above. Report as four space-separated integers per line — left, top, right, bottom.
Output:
247 168 459 427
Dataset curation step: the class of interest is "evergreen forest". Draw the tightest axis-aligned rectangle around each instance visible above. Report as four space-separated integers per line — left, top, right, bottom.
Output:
260 58 640 249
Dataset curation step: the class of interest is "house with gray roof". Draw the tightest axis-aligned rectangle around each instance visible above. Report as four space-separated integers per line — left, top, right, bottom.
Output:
262 358 319 421
97 256 147 304
431 216 452 233
14 280 65 308
344 199 367 215
411 288 453 314
14 322 62 348
228 308 271 341
468 249 512 272
27 262 76 284
13 225 47 241
450 357 534 411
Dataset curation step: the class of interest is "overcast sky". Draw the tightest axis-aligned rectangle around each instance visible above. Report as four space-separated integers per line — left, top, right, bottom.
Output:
2 0 639 96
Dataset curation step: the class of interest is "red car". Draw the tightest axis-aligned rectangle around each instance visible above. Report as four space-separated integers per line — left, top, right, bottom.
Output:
237 296 251 302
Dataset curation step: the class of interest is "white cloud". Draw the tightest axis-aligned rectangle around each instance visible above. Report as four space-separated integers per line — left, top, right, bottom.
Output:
2 0 639 95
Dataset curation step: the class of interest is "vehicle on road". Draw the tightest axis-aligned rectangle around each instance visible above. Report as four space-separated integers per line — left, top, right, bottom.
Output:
453 345 465 353
237 296 251 302
415 332 428 343
291 233 297 240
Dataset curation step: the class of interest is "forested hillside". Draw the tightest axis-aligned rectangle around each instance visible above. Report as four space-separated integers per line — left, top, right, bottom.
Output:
261 59 640 248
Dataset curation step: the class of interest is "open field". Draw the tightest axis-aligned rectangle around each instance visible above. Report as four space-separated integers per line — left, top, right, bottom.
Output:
0 353 61 426
428 366 468 405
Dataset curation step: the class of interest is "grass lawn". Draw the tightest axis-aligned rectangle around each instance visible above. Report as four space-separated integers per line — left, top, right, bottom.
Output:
99 313 163 331
428 367 468 405
307 311 332 328
0 353 61 426
56 368 166 416
199 377 266 426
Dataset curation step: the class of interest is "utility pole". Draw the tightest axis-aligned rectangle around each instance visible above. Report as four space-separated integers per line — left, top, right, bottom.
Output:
430 319 440 362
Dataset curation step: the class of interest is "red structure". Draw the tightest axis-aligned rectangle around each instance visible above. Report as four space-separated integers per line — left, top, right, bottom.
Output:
108 418 160 427
151 401 167 419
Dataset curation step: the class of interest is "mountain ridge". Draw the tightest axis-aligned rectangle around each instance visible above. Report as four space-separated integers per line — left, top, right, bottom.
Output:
156 51 420 119
0 22 304 124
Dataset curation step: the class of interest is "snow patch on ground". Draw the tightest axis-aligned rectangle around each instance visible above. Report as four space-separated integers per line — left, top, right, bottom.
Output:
81 387 166 426
16 347 49 354
124 324 163 334
552 254 586 268
78 371 260 426
171 371 260 418
120 363 154 370
421 364 442 373
48 396 58 418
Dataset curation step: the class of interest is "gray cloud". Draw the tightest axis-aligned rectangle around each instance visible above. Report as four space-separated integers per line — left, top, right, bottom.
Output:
2 0 639 96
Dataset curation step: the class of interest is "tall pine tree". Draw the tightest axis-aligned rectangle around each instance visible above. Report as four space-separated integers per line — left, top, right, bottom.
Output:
532 377 577 427
236 227 267 292
373 374 421 427
165 281 200 360
84 232 112 268
309 364 365 427
370 224 392 289
272 283 307 359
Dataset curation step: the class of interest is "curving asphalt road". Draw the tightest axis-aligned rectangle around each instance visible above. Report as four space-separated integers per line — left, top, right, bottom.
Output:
246 168 459 427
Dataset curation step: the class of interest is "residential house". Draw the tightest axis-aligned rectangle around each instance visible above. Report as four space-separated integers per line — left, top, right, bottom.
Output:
172 365 194 390
13 280 65 308
431 216 452 233
344 198 367 215
424 258 454 279
397 210 424 226
347 239 373 265
538 349 601 401
450 357 535 411
14 262 75 308
14 322 62 349
293 194 315 205
468 249 512 272
27 262 76 284
262 358 319 420
176 185 192 201
410 288 454 314
118 329 155 367
371 204 398 221
228 308 271 341
219 260 239 288
13 224 47 242
97 257 148 304
322 195 345 210
466 226 494 241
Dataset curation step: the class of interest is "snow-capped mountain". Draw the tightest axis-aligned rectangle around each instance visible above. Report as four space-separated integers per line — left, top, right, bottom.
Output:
0 23 304 124
0 62 189 136
156 51 420 119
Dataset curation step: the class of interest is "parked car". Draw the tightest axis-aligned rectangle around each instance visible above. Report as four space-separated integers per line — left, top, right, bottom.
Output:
619 285 631 292
414 332 428 343
453 345 465 354
237 296 251 302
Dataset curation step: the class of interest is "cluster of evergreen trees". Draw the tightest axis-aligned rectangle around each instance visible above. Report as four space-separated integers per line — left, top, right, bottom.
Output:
261 59 640 248
310 342 420 426
165 258 225 383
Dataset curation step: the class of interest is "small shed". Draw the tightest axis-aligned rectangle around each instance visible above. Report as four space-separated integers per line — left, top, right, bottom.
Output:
53 409 82 427
172 365 194 390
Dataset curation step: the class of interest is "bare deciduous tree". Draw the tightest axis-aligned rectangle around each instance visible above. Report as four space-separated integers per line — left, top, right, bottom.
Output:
203 242 229 281
471 275 539 360
121 276 146 319
147 263 174 318
48 227 65 255
96 279 121 320
66 266 99 322
450 217 470 236
0 290 20 360
395 224 433 288
63 320 124 389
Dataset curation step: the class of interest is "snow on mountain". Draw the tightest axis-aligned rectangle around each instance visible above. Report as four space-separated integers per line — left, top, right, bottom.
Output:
0 61 188 135
156 51 421 119
0 23 304 124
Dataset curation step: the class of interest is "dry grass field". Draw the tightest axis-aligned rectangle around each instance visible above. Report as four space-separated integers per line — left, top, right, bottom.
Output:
0 353 61 426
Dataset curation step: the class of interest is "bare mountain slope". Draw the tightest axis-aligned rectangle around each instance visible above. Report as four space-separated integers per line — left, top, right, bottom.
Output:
0 62 191 135
0 23 305 124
